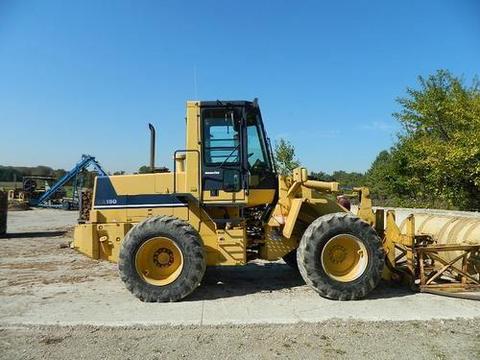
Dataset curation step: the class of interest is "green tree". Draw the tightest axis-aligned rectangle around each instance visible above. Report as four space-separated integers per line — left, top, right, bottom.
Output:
366 70 480 209
330 171 366 188
309 171 333 182
138 165 151 174
274 138 300 176
53 168 67 179
366 150 393 197
366 149 417 206
138 165 170 174
395 70 480 209
310 171 367 188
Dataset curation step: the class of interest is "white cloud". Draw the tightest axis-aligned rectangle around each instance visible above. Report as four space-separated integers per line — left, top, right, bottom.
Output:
361 120 396 132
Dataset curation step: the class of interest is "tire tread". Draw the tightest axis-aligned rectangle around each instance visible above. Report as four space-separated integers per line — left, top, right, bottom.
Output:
118 215 205 302
297 212 384 300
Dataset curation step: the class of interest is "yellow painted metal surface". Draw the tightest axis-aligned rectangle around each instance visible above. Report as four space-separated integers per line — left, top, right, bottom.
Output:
135 236 183 286
355 187 375 226
382 211 416 280
73 222 133 262
247 189 276 207
97 223 134 262
73 223 100 259
283 198 304 239
321 234 368 282
399 213 480 264
215 228 246 265
260 226 298 260
184 101 201 196
399 213 480 247
202 189 246 203
273 170 344 224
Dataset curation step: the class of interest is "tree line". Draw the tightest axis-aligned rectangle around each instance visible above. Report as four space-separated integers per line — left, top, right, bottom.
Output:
0 165 66 182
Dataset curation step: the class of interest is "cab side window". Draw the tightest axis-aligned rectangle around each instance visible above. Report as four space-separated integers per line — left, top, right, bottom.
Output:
203 110 240 166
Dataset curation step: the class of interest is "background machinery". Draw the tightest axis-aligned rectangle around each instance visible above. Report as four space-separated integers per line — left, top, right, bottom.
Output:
33 154 107 209
73 100 480 302
9 154 107 210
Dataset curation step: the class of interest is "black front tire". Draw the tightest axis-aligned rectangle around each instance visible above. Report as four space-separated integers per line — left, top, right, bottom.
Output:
118 216 205 302
297 212 384 300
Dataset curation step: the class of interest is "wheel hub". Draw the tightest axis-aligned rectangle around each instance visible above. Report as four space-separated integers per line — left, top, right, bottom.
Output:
321 234 369 282
327 244 348 264
153 248 174 267
135 237 184 286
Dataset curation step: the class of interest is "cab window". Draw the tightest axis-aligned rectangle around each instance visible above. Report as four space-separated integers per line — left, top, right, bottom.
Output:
203 110 240 166
247 124 267 169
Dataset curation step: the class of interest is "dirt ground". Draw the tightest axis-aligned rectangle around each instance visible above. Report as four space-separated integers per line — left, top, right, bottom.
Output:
1 208 480 359
1 319 479 360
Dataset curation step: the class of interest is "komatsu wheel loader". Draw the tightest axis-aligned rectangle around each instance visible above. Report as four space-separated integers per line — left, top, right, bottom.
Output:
73 99 480 301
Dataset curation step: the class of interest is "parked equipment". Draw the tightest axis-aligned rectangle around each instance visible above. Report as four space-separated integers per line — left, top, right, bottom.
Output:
73 100 480 302
385 212 480 297
21 176 63 205
32 155 107 209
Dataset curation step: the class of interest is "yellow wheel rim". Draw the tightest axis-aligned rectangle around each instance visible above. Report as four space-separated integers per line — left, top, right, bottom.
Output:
135 237 184 286
321 234 368 282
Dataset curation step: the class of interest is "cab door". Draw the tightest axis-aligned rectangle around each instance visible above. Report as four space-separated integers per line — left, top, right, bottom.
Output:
201 107 247 204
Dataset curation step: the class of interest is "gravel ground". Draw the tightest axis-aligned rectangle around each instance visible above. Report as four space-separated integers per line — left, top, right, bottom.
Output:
1 319 479 360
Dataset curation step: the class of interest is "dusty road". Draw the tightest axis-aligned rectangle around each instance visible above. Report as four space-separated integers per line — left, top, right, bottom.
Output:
1 208 479 359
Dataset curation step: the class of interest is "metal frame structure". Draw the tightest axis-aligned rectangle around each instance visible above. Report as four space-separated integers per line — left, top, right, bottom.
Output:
384 210 480 299
33 154 107 208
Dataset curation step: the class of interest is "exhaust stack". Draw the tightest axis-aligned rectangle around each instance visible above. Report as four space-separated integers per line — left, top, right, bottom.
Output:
148 123 156 172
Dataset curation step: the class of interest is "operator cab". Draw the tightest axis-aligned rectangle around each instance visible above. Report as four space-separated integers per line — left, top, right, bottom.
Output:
198 100 277 207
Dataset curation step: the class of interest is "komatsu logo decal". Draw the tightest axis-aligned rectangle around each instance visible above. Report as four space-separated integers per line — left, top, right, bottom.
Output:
204 171 220 175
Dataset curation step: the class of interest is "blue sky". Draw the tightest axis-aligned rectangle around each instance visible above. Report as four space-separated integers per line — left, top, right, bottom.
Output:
1 0 479 174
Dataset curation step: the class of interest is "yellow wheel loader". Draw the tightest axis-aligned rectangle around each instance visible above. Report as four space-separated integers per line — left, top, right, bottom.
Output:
73 99 480 301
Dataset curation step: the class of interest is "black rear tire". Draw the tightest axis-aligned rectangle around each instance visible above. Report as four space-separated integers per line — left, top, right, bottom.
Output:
297 212 384 300
118 215 205 302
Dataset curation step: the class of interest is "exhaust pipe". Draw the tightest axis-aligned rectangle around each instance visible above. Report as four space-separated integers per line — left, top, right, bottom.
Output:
148 123 156 172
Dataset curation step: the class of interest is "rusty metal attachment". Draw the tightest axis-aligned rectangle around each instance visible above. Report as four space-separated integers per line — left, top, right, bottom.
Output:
383 210 480 300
